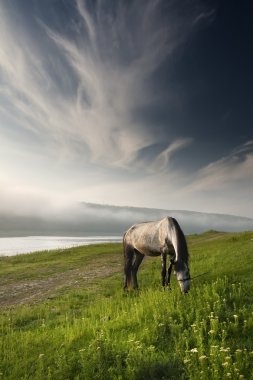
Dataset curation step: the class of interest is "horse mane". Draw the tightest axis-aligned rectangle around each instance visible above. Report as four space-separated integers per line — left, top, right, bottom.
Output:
168 217 189 265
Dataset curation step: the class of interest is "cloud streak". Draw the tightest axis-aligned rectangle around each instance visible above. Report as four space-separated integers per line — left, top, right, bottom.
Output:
0 0 198 170
151 138 193 172
186 140 253 192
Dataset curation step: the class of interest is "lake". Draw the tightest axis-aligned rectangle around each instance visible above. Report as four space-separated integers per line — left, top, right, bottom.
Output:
0 236 122 257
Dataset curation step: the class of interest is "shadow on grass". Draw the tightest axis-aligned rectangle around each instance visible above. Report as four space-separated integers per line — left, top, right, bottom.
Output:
133 359 186 380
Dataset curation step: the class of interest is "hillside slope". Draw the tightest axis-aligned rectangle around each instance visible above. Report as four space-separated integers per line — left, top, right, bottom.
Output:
0 231 253 379
0 231 253 380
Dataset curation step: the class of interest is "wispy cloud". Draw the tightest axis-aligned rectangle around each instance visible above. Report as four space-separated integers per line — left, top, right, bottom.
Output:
188 140 253 192
151 138 193 172
192 9 216 26
0 0 199 170
2 1 251 219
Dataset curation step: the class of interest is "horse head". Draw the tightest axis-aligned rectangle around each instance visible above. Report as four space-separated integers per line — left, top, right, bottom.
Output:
174 260 190 293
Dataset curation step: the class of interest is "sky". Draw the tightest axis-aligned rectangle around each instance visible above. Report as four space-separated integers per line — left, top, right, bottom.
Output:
0 0 252 219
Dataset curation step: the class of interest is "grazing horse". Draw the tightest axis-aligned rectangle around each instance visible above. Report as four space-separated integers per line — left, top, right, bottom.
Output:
123 217 190 293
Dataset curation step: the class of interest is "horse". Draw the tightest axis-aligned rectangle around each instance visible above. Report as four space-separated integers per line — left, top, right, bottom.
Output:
123 217 190 293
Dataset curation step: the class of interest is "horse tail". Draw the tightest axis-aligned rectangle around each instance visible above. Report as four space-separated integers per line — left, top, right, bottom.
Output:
123 231 134 289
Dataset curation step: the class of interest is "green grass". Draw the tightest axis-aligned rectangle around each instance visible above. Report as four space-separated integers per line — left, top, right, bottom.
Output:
0 243 122 282
0 231 253 379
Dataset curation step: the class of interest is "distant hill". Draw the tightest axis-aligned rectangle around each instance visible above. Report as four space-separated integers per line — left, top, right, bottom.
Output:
0 202 252 237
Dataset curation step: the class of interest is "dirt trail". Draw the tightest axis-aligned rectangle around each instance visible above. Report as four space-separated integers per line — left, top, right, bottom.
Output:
0 256 123 307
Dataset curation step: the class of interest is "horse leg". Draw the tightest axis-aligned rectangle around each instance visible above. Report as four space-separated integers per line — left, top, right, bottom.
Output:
161 253 167 287
123 244 134 290
166 258 174 287
132 250 144 289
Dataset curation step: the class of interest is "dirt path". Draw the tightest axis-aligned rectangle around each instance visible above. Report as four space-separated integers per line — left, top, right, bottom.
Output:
0 255 123 307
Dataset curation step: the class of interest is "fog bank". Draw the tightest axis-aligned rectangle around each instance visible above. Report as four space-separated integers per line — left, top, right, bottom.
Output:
0 202 252 237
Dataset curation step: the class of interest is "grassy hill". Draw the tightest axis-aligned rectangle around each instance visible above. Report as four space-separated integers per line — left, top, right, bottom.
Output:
0 231 253 379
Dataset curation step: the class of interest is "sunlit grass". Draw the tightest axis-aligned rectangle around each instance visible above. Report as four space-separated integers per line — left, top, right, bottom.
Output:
0 231 253 379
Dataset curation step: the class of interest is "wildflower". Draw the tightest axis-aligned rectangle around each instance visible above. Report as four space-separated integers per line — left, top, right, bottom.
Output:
79 349 85 352
220 347 230 352
38 354 44 359
235 349 242 353
208 330 215 334
225 356 231 360
222 362 229 367
226 373 231 377
199 355 207 360
211 345 218 349
184 359 191 364
190 348 198 353
233 315 238 319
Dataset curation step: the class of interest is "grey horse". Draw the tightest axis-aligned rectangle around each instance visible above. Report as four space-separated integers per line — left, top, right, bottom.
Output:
123 217 190 293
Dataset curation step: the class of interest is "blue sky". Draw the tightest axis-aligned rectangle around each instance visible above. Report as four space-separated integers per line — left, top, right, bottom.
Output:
0 0 252 218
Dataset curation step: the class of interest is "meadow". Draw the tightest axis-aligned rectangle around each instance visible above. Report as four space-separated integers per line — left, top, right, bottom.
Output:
0 231 253 379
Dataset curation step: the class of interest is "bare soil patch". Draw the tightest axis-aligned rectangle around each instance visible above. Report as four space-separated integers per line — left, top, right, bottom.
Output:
0 253 123 307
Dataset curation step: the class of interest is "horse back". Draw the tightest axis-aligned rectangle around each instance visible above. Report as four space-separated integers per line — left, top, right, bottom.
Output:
124 218 171 257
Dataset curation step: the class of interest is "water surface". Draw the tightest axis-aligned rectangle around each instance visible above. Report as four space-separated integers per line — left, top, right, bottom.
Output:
0 236 122 257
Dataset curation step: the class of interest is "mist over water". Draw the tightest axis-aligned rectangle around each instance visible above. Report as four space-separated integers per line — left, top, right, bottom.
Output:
0 202 252 247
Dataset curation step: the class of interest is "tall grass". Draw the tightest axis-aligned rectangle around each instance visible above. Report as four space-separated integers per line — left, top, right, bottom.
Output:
0 231 253 379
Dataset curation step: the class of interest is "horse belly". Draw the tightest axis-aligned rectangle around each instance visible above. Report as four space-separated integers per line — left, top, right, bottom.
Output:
135 243 161 257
